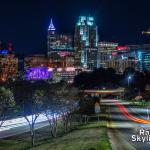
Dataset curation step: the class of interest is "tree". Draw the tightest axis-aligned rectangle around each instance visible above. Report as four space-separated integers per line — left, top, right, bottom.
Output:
14 81 43 147
55 83 79 132
27 89 43 146
74 67 119 89
42 87 59 137
74 71 91 89
0 87 15 127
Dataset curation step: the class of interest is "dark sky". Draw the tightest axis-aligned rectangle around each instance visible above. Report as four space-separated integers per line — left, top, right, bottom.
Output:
0 0 150 54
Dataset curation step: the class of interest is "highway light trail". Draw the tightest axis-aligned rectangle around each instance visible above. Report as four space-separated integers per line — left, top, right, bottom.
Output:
84 89 124 94
115 100 150 125
0 113 58 132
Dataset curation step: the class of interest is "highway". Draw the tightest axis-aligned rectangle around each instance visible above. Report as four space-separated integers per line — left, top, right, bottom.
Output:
0 113 56 139
101 99 150 150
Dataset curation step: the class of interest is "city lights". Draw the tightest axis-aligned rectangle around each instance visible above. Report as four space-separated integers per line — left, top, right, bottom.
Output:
0 3 150 149
26 67 52 80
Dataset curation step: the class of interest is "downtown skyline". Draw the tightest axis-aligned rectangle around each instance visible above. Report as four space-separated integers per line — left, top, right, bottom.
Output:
0 0 150 54
1 1 150 150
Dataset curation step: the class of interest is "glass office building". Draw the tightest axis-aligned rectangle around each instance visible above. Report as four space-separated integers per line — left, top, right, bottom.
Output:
74 16 98 69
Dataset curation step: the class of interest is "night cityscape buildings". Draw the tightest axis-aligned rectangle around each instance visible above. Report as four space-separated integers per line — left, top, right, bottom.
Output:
0 54 18 81
1 15 150 82
127 44 150 71
1 1 150 150
0 42 18 81
47 19 73 56
97 42 118 68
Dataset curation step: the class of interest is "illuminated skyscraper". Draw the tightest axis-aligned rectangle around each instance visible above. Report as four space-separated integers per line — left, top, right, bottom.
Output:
48 18 56 34
74 16 98 69
47 18 56 55
47 18 73 56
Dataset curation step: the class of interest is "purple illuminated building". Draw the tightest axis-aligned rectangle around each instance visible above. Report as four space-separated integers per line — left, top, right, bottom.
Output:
26 67 52 80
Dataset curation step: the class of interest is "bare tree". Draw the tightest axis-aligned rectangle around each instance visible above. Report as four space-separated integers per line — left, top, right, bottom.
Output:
42 83 79 136
16 87 43 147
42 86 60 138
54 83 79 132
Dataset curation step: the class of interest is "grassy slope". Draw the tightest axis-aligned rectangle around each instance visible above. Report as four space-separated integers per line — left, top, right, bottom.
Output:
30 122 111 150
0 122 111 150
0 107 112 150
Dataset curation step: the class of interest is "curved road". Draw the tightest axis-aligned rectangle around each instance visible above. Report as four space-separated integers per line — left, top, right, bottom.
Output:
101 99 150 150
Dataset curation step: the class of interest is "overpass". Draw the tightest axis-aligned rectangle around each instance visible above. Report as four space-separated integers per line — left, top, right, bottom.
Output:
83 88 125 95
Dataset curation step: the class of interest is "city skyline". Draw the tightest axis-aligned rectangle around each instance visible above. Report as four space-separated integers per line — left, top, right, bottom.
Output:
1 1 150 150
0 0 150 54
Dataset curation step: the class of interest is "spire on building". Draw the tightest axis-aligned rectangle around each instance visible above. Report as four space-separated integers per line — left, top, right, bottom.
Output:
48 18 56 31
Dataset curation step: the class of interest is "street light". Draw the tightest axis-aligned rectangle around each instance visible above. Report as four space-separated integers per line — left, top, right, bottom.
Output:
127 75 132 87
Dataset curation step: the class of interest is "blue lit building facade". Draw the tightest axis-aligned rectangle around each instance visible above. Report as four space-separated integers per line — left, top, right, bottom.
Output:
47 19 73 56
107 44 150 72
126 44 150 71
137 51 150 71
74 16 98 69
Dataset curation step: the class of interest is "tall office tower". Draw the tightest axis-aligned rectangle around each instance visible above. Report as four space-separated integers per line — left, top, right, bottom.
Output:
47 19 73 56
74 16 98 69
47 18 56 56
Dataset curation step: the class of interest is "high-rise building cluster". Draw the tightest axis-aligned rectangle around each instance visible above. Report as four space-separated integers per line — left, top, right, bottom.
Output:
1 16 150 83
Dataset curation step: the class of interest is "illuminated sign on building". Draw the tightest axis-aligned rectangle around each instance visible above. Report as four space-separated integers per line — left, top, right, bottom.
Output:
58 51 73 57
0 49 9 55
117 46 129 51
112 52 117 56
65 67 75 72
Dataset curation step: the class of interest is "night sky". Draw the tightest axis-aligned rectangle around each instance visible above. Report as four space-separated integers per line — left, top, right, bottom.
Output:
0 0 150 54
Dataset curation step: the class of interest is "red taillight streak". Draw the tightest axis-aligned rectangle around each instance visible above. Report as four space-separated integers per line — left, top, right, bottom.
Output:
114 101 150 124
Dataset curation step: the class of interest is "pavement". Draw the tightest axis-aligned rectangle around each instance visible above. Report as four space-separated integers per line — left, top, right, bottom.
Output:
101 99 150 150
0 114 51 139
